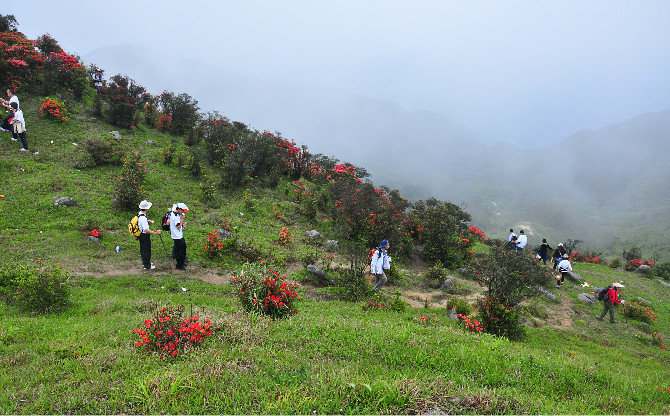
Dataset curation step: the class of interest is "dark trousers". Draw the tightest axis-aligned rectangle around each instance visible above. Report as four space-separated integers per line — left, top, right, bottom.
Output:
173 238 186 268
139 233 152 268
597 301 616 323
1 115 10 131
560 271 570 284
17 131 27 150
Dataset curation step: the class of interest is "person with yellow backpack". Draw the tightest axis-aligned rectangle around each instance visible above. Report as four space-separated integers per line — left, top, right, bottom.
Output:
130 200 161 270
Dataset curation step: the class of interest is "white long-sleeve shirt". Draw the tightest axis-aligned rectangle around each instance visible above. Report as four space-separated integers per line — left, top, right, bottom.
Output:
558 259 573 273
517 234 527 248
370 249 391 274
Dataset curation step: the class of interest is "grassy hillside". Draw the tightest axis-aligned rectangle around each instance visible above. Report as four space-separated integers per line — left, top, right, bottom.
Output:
1 94 669 414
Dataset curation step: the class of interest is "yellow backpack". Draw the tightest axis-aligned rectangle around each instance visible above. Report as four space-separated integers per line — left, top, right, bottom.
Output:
128 213 145 238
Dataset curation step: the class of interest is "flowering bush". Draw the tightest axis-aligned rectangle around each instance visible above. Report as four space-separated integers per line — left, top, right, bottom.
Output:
42 50 88 98
625 258 654 272
469 225 488 241
158 91 199 135
39 97 68 122
651 332 666 350
204 231 224 258
458 313 484 332
446 297 473 316
86 228 102 239
142 93 159 126
278 227 292 245
419 314 440 326
360 291 406 313
35 34 63 54
231 264 301 319
0 31 44 91
0 262 69 313
132 304 212 359
570 251 606 264
477 296 524 340
113 152 147 211
104 74 145 128
156 112 172 132
200 180 216 203
622 302 657 325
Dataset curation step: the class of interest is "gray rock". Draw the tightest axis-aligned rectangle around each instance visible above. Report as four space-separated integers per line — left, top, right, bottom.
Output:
578 293 597 306
108 131 122 140
637 297 652 306
639 322 652 329
447 310 459 320
325 240 338 250
441 278 455 292
74 116 86 122
53 196 77 207
567 271 584 282
84 235 100 244
306 264 327 280
145 140 157 146
532 285 557 303
217 229 235 239
422 407 447 415
637 264 651 273
305 230 321 240
659 280 670 287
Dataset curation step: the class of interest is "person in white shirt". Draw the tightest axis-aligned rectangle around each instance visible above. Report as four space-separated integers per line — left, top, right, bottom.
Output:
516 230 527 251
8 102 29 151
169 202 189 270
508 229 517 242
557 254 573 287
1 88 19 132
137 200 161 270
370 239 391 292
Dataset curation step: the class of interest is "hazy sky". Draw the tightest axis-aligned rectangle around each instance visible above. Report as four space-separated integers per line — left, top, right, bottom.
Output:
6 0 670 148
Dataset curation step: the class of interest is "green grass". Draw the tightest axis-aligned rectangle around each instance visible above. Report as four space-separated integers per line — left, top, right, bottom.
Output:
1 93 669 414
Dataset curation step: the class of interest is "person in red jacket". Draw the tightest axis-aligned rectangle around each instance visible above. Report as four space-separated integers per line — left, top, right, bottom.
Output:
596 283 625 323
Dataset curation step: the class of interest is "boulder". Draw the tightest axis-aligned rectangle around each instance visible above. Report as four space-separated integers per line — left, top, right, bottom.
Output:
53 196 77 207
637 297 652 306
447 310 459 320
108 131 122 140
532 285 557 303
306 264 328 281
577 293 597 306
636 264 651 273
659 280 670 288
216 229 235 239
325 240 338 250
145 140 157 146
567 271 584 282
305 230 321 240
441 278 455 292
84 235 100 244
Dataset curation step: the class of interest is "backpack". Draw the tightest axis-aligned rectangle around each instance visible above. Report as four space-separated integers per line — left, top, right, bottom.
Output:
128 213 145 238
161 210 172 231
597 286 612 301
367 249 377 266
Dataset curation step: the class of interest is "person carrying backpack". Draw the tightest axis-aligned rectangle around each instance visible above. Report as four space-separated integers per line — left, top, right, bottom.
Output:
136 200 161 270
596 283 625 323
538 238 553 266
369 239 391 292
170 203 189 270
552 243 566 270
557 253 572 287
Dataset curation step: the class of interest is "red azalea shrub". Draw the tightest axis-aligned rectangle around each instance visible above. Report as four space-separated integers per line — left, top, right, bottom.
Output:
278 227 291 245
625 258 654 271
156 112 172 132
469 225 488 241
104 74 145 128
621 302 657 325
113 152 147 211
569 251 606 264
42 50 88 98
86 228 102 239
419 314 440 326
458 313 484 332
204 231 224 257
477 296 524 340
0 31 45 91
158 91 199 135
232 265 301 319
39 97 68 122
132 305 213 359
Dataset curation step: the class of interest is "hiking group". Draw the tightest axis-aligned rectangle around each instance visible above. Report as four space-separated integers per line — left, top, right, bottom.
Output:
130 200 189 271
1 88 30 152
507 228 626 324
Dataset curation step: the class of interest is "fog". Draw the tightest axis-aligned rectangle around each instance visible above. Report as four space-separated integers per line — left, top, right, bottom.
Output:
5 1 670 259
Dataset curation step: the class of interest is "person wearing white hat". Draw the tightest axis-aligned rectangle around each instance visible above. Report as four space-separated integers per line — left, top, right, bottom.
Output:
557 253 572 287
597 283 625 323
137 200 161 270
169 202 189 270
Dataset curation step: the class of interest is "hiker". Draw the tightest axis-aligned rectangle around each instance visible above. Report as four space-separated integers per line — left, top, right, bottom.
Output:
597 283 625 323
508 229 517 242
538 238 553 266
370 239 391 292
516 230 528 251
169 202 189 270
557 253 572 287
506 235 518 251
92 71 103 95
1 88 19 132
137 200 161 270
9 102 28 151
552 243 566 270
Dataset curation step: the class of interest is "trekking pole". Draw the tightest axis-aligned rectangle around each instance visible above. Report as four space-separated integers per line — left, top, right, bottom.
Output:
158 233 169 258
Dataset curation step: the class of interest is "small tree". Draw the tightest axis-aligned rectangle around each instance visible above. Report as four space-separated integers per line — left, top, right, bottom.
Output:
104 74 145 128
159 91 200 135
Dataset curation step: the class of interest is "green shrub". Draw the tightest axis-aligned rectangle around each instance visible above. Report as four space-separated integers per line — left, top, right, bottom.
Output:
84 138 123 166
653 262 670 280
2 264 70 313
425 262 447 289
477 296 525 340
446 297 472 316
113 152 147 211
231 263 300 319
388 290 408 313
332 267 373 301
609 257 622 269
104 74 145 129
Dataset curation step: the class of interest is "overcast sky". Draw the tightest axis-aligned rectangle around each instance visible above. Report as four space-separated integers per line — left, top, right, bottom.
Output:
6 0 670 148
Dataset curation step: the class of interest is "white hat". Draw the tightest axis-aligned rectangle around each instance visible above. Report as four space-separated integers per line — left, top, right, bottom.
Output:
176 202 189 212
612 282 625 288
558 243 564 247
138 200 152 210
171 204 177 212
562 254 569 259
